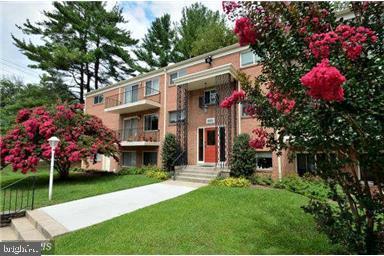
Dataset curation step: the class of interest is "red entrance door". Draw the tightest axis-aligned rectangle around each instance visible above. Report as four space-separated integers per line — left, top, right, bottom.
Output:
204 128 217 163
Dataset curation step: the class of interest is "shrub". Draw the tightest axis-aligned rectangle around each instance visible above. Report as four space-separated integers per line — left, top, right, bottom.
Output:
118 167 146 175
145 170 169 180
274 175 330 201
250 173 274 186
161 133 181 171
230 134 256 177
210 177 251 188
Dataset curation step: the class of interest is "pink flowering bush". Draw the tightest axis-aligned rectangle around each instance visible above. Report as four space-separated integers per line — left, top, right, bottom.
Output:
0 103 119 178
225 2 383 253
233 17 256 46
220 90 245 108
300 59 346 102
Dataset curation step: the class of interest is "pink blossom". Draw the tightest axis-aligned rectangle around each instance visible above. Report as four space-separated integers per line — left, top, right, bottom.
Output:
234 17 256 46
300 59 346 102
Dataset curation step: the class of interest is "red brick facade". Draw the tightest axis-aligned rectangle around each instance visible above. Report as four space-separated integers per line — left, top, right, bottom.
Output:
84 44 298 179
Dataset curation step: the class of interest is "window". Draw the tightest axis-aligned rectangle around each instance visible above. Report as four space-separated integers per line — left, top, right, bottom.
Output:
240 51 261 67
95 153 102 162
169 110 185 124
207 130 216 145
124 84 139 103
144 114 158 131
241 102 252 117
122 152 136 167
204 90 217 105
296 153 315 176
169 69 187 85
93 94 104 104
145 78 159 96
256 152 273 170
143 152 157 166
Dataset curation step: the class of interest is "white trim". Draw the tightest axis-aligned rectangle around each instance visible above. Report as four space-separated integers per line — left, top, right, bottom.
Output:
104 99 161 114
120 141 160 147
174 64 237 86
122 116 139 121
195 125 226 165
240 50 261 68
144 78 160 97
278 155 282 181
237 81 241 134
143 113 159 132
163 72 167 138
86 44 249 97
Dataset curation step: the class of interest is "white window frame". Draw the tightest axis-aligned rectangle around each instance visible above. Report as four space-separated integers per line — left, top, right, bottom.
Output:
121 151 136 167
145 78 160 96
142 151 158 166
95 153 102 162
143 113 159 131
240 50 260 68
93 94 104 105
204 89 217 105
169 69 187 86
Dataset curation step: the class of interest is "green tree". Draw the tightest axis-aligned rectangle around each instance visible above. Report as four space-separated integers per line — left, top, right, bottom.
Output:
176 3 235 59
227 2 384 253
161 133 181 172
230 134 257 177
134 14 180 73
0 77 75 134
12 1 137 103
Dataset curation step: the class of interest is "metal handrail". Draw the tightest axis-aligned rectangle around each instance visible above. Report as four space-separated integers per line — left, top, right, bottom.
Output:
1 175 36 226
105 86 161 109
171 150 186 180
116 128 160 142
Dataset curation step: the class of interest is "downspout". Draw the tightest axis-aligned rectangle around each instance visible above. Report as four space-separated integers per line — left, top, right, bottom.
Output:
278 155 282 181
163 68 167 138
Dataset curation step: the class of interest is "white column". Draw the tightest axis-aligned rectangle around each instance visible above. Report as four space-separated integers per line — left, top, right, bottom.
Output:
49 148 55 200
278 154 282 181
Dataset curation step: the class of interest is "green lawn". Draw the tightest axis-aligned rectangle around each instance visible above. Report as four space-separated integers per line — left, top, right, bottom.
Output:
0 166 159 209
54 186 344 255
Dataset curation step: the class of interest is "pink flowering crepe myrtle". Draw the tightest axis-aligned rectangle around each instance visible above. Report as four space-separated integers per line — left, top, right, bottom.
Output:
307 25 378 61
0 104 119 177
300 59 346 102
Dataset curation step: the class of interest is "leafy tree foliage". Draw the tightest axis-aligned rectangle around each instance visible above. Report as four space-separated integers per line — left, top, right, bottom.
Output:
176 3 235 59
12 1 137 103
134 14 181 73
225 2 384 253
161 133 180 172
230 134 256 178
0 77 75 135
0 103 119 179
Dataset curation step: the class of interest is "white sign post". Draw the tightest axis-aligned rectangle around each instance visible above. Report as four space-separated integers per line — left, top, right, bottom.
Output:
48 136 60 201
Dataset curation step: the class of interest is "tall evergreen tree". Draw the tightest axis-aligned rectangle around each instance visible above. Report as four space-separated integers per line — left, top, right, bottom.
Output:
176 3 236 59
0 76 75 134
12 2 137 103
134 14 180 73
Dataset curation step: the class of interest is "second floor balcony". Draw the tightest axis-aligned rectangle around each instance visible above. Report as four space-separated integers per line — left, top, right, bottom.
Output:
117 128 160 146
105 86 161 114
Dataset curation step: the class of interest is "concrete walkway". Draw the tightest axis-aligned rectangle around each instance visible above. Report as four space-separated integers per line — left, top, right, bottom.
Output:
40 180 205 232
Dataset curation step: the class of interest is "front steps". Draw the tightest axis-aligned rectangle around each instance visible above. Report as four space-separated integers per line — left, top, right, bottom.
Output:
0 210 68 241
175 165 219 183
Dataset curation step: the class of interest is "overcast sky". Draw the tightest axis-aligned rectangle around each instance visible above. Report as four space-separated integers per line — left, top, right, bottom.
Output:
0 0 223 84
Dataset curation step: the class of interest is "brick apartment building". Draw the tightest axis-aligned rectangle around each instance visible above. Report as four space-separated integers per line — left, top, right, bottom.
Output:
84 43 314 180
